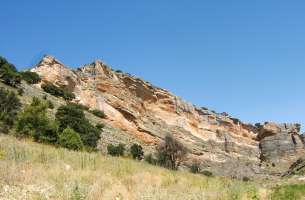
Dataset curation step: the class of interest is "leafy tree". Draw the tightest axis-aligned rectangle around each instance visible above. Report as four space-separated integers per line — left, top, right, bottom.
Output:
107 143 125 156
55 103 100 148
39 121 59 144
59 127 84 150
130 144 144 160
156 135 187 170
20 71 41 84
0 88 21 133
16 97 58 144
0 56 21 87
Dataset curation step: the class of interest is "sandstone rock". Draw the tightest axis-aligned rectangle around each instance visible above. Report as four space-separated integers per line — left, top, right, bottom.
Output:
31 55 305 178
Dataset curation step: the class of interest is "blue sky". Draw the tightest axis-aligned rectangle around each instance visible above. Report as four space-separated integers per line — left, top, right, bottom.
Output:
1 0 305 130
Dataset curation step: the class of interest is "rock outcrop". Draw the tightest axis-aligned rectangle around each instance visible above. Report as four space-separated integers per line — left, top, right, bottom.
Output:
31 55 305 178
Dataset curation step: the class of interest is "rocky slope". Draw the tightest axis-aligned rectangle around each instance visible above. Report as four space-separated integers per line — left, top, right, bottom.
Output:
31 55 305 178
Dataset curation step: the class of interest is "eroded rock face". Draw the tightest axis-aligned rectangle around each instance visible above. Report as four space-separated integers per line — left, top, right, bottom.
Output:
31 55 305 178
258 123 305 173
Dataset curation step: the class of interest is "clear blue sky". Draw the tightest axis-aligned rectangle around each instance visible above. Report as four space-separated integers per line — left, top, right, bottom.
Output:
1 0 305 130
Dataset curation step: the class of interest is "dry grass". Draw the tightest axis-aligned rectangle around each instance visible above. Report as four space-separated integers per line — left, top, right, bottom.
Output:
0 134 275 200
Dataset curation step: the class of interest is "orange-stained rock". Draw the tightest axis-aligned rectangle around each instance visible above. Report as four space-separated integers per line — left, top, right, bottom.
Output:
31 55 305 178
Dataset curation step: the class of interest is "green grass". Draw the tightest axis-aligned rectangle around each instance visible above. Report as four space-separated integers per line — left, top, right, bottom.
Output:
270 184 305 200
0 134 304 200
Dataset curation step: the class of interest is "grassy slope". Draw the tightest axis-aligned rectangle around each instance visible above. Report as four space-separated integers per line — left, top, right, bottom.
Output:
1 135 304 200
1 83 304 200
0 134 267 200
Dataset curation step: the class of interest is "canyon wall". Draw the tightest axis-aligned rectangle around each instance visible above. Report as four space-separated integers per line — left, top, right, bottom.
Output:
31 55 305 178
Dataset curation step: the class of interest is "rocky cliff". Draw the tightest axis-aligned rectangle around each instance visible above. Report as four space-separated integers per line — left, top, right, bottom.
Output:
31 55 305 178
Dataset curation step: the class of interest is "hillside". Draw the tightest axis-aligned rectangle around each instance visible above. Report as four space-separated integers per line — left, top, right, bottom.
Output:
1 55 305 199
29 55 305 178
1 134 305 200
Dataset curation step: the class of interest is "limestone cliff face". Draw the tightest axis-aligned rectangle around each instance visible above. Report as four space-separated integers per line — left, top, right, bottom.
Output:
31 55 305 178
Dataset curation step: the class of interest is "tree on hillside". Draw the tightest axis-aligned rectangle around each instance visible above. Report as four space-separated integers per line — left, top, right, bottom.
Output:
156 135 188 170
41 83 75 101
107 143 125 156
0 56 21 87
55 103 100 148
59 127 84 151
20 71 41 84
0 88 21 133
16 97 58 143
130 144 144 160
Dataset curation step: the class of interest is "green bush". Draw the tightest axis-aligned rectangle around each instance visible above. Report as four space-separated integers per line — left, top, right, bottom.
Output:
16 97 58 144
41 83 75 101
156 135 187 170
47 100 54 109
0 88 21 133
90 109 106 118
59 127 84 151
20 71 41 84
56 103 101 148
0 56 21 87
130 144 144 160
95 123 104 130
17 88 24 96
62 91 75 101
39 121 59 144
107 143 125 156
41 83 63 96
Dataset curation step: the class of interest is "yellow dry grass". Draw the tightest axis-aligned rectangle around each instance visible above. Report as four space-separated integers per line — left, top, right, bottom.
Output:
0 134 270 200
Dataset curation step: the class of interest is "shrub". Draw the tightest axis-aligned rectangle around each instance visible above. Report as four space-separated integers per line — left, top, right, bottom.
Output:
0 88 21 133
20 71 41 84
0 56 21 87
95 123 104 130
59 127 84 151
62 91 75 101
156 135 187 170
130 144 144 160
39 121 59 144
90 109 106 118
144 153 157 165
47 100 54 109
190 162 200 174
16 97 58 144
42 83 64 96
56 103 101 148
41 83 75 101
202 170 213 177
242 176 250 182
107 143 125 156
17 88 24 96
